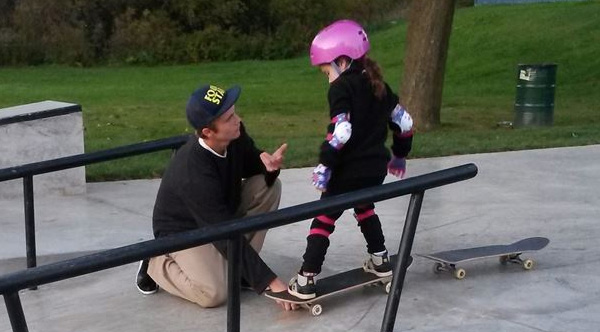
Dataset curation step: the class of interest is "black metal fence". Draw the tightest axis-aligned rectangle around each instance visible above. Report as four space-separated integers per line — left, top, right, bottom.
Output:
0 145 477 332
0 134 189 271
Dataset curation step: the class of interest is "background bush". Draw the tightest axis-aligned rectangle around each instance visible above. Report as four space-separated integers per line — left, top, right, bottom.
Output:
0 0 408 66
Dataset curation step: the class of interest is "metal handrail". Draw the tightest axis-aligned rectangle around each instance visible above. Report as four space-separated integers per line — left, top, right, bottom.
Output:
0 134 190 271
0 134 189 181
0 163 478 332
0 163 476 292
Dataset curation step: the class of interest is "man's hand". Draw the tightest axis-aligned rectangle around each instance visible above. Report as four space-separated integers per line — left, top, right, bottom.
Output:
268 278 298 311
260 143 288 172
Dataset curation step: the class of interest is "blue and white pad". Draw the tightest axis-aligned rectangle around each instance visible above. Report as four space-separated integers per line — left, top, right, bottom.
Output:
391 104 413 135
328 113 352 150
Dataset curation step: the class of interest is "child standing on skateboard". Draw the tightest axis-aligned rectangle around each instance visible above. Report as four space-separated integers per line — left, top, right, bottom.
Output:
288 20 414 300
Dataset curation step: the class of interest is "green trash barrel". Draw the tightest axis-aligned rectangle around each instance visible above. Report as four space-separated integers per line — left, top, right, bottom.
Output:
514 63 557 128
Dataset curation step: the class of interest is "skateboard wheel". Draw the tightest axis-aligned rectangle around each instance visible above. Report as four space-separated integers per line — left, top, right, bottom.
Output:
499 255 509 265
522 259 534 270
311 304 323 316
385 282 392 294
433 262 444 274
453 268 466 280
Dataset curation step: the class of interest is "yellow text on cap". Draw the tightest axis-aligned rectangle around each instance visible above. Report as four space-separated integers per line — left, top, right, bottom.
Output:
204 85 225 105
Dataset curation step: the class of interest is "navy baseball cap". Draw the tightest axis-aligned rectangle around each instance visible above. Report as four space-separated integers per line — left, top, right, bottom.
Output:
186 84 241 129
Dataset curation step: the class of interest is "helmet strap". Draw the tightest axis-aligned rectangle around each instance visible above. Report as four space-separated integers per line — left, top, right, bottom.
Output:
328 59 353 83
331 59 353 76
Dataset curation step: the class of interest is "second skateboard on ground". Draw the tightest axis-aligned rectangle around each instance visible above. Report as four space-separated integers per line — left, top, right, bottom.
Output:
415 237 549 279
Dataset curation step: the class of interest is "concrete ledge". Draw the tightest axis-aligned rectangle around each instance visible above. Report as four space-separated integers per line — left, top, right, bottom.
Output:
0 101 86 199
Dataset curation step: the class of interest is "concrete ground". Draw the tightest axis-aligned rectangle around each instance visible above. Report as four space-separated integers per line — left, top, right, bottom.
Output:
1 145 599 332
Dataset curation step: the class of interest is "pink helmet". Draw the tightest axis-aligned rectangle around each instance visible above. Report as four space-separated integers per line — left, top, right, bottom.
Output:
310 19 370 66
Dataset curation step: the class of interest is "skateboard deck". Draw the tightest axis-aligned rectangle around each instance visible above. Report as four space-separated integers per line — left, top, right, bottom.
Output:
265 255 412 316
416 237 549 279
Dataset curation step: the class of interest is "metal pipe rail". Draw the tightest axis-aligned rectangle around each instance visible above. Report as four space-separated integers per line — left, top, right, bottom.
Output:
0 134 189 271
0 134 189 182
0 163 478 332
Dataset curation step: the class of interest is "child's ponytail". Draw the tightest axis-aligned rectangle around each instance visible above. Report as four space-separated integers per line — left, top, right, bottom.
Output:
362 55 386 100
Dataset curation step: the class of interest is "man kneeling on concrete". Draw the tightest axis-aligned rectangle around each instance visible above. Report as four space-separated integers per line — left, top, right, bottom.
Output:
136 83 295 310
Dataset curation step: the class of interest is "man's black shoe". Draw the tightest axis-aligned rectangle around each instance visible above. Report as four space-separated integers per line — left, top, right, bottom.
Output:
136 259 158 295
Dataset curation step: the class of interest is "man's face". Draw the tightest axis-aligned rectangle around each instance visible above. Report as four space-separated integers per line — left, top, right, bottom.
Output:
208 106 241 142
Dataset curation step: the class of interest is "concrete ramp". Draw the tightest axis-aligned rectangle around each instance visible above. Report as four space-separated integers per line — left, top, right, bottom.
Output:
1 145 600 331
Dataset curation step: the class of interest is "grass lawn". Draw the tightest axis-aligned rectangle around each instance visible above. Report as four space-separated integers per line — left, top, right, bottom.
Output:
1 1 599 181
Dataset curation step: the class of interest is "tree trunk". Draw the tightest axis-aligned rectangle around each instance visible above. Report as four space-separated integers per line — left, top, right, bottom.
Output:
401 0 457 131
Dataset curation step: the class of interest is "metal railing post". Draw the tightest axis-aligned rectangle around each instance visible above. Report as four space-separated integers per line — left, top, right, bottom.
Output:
227 235 242 332
380 191 425 332
23 176 37 279
4 292 29 332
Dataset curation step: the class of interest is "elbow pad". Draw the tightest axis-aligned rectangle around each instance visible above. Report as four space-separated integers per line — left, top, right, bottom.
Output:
391 104 413 136
328 113 352 150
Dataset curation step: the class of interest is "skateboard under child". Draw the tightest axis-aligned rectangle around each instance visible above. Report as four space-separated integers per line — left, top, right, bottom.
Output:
264 255 412 316
415 237 549 279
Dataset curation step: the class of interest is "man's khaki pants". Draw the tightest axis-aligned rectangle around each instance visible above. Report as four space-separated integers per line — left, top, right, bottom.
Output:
148 175 281 307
